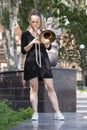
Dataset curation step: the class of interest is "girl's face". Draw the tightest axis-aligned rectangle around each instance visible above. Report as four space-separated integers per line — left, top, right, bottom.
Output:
29 15 41 30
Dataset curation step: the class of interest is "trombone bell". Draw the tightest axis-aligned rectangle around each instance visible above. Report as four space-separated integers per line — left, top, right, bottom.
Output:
40 30 56 44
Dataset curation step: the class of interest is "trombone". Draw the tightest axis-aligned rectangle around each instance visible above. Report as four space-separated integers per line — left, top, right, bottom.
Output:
35 29 56 68
40 30 56 44
34 28 42 68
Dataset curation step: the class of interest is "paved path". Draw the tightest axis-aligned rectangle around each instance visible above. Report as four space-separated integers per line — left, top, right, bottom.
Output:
77 90 87 113
8 90 87 130
77 90 87 98
8 113 87 130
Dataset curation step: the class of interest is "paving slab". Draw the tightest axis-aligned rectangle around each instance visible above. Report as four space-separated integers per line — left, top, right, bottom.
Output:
8 113 87 130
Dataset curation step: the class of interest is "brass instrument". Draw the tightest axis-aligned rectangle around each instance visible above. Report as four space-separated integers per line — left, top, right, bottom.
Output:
35 29 41 68
35 29 56 67
40 30 56 44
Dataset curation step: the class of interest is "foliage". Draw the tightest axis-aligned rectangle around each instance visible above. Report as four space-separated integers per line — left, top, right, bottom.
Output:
52 1 87 47
1 7 9 29
67 9 87 47
0 99 33 130
19 0 54 31
51 1 87 69
1 0 87 47
1 0 87 71
19 0 34 31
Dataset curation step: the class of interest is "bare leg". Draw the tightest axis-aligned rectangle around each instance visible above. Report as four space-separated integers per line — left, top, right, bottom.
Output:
43 78 60 112
30 77 39 112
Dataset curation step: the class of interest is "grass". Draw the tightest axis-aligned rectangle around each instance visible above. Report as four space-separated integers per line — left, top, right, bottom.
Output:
78 89 87 92
77 86 87 92
0 99 33 130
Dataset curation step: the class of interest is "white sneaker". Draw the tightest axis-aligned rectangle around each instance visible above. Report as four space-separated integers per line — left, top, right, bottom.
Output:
54 111 64 120
31 112 39 120
55 120 64 129
32 120 39 127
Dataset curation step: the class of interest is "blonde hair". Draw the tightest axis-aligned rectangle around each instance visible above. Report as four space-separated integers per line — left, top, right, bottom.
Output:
28 8 41 20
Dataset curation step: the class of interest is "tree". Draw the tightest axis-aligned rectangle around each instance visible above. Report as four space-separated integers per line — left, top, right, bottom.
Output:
1 0 54 70
51 1 87 86
0 0 87 74
0 0 22 70
19 0 54 31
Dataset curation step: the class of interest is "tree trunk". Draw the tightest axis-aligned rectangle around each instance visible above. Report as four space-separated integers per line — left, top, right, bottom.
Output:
6 0 20 70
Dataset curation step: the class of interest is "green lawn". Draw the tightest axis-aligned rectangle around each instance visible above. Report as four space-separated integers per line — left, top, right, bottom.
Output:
0 99 33 130
77 86 87 92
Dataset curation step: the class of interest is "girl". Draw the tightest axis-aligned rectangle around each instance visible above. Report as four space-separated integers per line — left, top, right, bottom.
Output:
21 9 64 121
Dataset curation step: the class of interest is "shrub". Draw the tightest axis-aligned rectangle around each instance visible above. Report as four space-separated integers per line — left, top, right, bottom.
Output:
0 99 33 130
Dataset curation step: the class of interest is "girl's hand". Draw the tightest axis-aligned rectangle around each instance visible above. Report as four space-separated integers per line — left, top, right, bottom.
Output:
43 39 50 48
33 37 41 44
44 43 50 49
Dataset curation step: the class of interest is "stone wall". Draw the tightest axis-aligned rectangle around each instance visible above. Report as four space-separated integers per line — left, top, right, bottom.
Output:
43 68 77 112
0 68 76 112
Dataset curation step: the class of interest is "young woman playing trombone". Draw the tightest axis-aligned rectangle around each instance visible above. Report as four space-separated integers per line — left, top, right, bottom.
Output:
21 8 64 121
